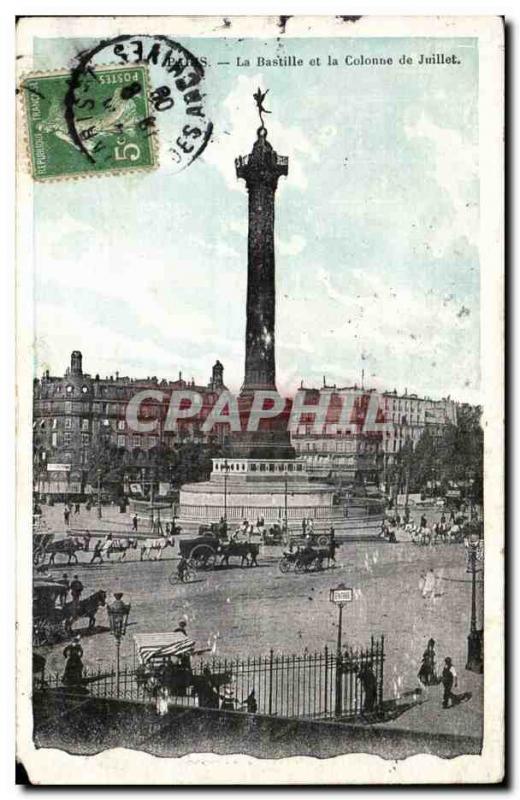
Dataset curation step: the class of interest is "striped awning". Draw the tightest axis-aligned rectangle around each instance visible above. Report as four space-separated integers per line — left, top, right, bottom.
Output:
134 632 195 664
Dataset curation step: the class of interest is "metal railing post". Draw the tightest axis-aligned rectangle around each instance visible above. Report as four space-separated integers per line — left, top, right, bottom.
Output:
268 649 274 716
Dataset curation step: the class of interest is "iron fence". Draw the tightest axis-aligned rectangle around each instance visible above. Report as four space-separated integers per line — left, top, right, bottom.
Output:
39 636 384 721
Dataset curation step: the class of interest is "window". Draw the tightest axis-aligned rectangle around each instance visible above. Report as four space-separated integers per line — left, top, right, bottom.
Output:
268 464 275 472
132 435 141 448
63 432 71 446
64 418 72 429
81 433 90 446
117 434 126 448
52 418 57 429
81 386 88 394
66 385 73 394
259 464 266 472
65 401 72 414
250 463 257 471
117 420 125 431
81 419 89 431
51 432 57 447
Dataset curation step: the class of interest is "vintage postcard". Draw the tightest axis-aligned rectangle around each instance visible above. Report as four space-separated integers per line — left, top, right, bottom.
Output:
16 15 504 784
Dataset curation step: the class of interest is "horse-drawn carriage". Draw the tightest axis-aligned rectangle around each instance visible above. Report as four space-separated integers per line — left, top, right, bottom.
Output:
179 529 259 570
33 579 107 645
133 632 231 706
278 540 338 574
33 579 66 645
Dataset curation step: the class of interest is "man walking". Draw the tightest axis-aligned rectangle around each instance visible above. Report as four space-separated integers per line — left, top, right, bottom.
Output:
132 514 138 532
441 657 458 708
64 506 70 527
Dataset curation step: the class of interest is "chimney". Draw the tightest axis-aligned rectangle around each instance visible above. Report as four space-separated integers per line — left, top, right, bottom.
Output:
70 350 83 376
211 360 224 390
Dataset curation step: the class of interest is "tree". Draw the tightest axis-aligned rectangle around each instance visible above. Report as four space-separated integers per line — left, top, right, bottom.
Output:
400 406 483 504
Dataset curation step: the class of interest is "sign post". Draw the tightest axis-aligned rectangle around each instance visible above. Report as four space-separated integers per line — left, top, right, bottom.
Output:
330 583 353 717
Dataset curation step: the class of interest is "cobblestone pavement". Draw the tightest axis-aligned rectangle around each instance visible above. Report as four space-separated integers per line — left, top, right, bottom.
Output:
35 503 483 740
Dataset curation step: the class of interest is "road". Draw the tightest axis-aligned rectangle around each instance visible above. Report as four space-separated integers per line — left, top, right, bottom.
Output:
35 503 483 739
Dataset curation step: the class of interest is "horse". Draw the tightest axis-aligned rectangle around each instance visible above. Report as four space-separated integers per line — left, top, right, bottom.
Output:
218 541 260 567
412 527 432 546
45 537 85 565
62 589 107 634
140 535 176 561
107 538 138 561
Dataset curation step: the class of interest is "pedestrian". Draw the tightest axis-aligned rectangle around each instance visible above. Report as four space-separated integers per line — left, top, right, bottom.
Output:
220 685 236 711
62 635 84 690
302 517 307 535
64 508 70 526
418 638 437 686
420 514 427 530
58 573 69 606
357 663 378 713
441 512 446 525
74 502 80 514
70 574 84 605
441 657 458 708
90 540 103 564
85 499 91 512
421 568 436 600
174 619 188 636
242 689 257 713
197 666 219 709
165 522 171 536
132 514 138 532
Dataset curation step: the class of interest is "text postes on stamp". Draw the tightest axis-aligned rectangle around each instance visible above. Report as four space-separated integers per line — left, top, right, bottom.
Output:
23 64 157 181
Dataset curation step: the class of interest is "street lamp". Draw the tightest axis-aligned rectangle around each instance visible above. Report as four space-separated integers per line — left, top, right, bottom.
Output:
465 531 483 673
222 458 229 521
107 592 131 696
330 583 353 717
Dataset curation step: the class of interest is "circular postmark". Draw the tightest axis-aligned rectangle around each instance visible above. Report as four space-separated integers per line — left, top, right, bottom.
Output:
64 34 213 175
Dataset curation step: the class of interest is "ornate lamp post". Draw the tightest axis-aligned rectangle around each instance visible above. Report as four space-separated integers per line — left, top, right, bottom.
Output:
222 458 229 521
465 531 483 673
107 592 131 696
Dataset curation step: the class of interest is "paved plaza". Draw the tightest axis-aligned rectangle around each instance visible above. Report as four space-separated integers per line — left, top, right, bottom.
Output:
35 503 483 741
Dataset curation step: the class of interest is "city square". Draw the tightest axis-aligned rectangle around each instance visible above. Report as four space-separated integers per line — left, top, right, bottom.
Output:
35 501 483 741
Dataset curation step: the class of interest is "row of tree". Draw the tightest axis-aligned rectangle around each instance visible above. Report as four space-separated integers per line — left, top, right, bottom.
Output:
385 405 484 505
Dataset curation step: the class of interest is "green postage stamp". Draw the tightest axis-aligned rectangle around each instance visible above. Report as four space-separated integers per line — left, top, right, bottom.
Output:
23 64 158 180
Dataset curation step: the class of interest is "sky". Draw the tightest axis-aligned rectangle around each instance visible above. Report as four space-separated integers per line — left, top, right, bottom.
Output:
32 35 480 403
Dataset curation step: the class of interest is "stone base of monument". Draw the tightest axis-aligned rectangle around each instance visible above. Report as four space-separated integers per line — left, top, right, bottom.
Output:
178 456 346 531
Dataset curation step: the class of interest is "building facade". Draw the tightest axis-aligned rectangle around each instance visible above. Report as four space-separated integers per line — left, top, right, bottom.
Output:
290 382 458 486
33 351 228 496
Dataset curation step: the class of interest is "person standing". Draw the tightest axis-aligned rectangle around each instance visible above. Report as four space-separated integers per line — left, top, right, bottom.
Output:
418 638 436 686
70 575 84 606
421 568 436 600
441 657 458 708
64 507 70 527
90 539 103 564
62 635 84 690
132 514 138 532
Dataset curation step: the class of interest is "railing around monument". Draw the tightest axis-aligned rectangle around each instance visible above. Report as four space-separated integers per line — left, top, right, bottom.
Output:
38 637 384 721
